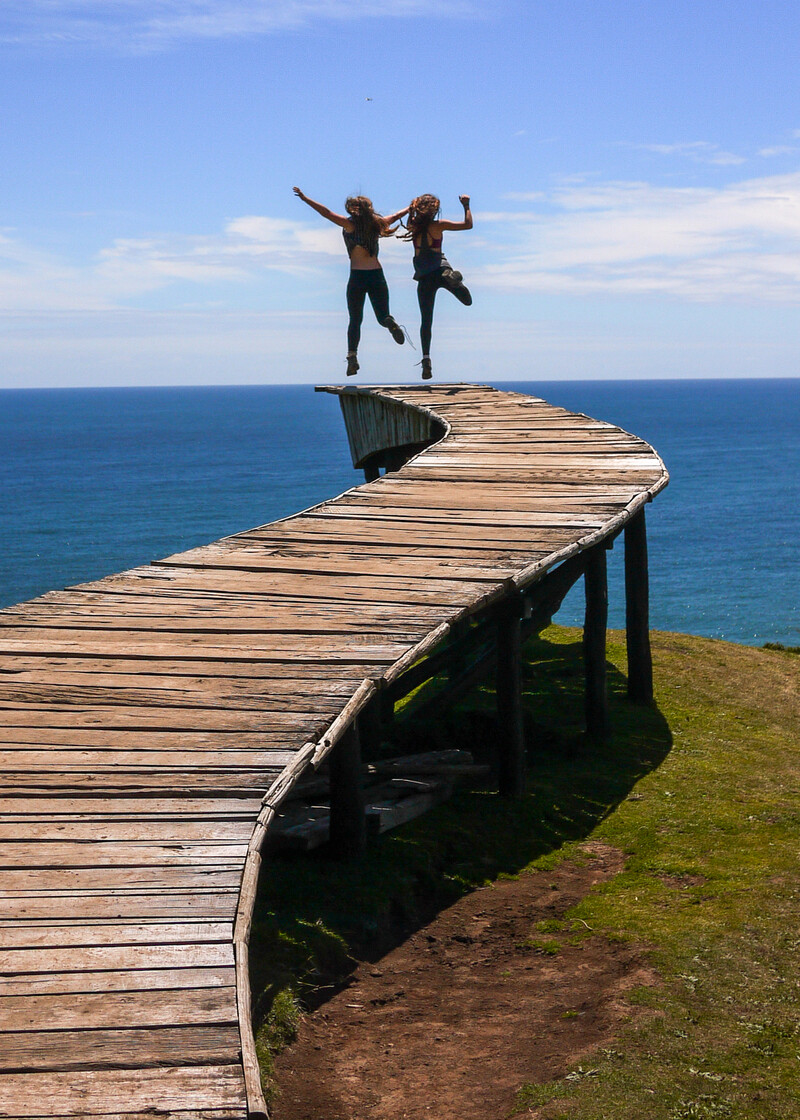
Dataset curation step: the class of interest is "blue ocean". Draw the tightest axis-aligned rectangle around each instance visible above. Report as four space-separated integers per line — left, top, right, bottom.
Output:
1 380 798 647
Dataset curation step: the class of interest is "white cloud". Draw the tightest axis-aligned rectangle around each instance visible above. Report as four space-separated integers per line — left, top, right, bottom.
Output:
0 231 96 311
758 146 797 158
95 216 346 294
0 0 476 50
0 215 353 311
5 170 800 319
479 172 800 302
625 141 746 166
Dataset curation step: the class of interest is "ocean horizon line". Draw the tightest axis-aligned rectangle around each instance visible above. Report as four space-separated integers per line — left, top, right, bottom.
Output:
2 373 800 395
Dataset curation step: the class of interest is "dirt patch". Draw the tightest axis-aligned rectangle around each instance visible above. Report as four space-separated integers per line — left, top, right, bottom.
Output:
656 872 707 889
272 844 657 1120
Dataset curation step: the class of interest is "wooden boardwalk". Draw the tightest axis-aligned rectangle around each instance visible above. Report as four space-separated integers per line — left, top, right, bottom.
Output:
0 385 667 1117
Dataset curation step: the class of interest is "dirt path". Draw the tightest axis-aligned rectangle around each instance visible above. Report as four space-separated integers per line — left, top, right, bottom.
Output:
272 843 656 1120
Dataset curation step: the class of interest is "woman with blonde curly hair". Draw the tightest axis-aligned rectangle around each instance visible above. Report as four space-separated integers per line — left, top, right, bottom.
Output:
402 193 473 380
293 187 409 376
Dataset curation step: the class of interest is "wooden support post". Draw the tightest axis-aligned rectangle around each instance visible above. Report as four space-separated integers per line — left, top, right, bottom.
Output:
363 461 380 482
583 545 609 741
358 695 383 761
496 595 526 798
447 619 470 681
379 689 395 729
625 508 654 704
383 448 407 473
328 721 365 859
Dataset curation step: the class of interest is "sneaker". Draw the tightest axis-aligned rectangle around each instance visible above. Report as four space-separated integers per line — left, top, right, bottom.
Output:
442 268 472 306
346 353 359 377
384 316 405 345
420 356 433 380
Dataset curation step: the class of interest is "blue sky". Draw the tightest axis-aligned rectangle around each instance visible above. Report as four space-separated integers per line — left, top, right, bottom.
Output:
2 0 800 386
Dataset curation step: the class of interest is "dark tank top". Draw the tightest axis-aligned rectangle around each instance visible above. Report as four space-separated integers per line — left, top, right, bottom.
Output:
413 230 446 279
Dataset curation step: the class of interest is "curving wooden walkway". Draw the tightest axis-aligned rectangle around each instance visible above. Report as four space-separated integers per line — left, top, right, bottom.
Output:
0 385 667 1118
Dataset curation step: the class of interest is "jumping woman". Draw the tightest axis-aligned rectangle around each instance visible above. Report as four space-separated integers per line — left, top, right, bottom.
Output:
293 187 408 376
402 193 473 380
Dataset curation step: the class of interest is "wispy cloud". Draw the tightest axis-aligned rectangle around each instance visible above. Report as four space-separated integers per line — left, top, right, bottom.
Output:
758 145 797 158
5 171 800 315
480 172 800 301
624 140 746 166
0 215 351 311
0 0 476 50
96 216 346 294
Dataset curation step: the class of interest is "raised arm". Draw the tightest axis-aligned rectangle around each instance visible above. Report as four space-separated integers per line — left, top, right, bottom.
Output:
438 194 473 232
383 204 411 226
292 187 351 229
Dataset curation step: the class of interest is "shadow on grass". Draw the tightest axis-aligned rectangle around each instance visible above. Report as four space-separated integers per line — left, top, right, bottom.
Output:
249 631 672 1026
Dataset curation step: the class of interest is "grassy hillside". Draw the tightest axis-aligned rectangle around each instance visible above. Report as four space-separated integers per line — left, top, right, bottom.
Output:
251 625 800 1119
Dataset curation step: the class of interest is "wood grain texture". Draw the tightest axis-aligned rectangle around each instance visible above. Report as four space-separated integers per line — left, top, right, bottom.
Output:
0 384 667 1118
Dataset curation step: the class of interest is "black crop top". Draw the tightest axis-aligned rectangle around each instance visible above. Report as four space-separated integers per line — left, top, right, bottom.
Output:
343 228 379 259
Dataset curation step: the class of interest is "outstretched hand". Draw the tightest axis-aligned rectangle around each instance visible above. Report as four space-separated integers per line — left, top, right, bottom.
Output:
292 186 306 201
459 194 471 208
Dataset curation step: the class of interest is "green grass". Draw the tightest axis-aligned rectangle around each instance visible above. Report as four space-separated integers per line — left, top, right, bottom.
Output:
250 625 800 1118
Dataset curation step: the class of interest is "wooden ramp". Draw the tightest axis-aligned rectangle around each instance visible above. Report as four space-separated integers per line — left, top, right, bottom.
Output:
0 385 667 1117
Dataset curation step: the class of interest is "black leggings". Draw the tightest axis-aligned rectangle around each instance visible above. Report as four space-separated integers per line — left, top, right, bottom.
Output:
416 269 452 355
346 269 391 352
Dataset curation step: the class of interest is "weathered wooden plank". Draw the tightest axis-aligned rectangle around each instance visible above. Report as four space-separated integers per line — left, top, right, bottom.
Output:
0 820 253 842
0 752 295 774
0 601 459 632
0 655 385 680
70 566 495 606
0 986 237 1032
0 866 242 892
0 675 368 709
0 1111 244 1120
0 627 412 657
0 967 235 997
154 546 519 583
206 542 543 566
0 892 239 920
400 465 661 482
4 588 453 621
360 479 645 501
0 940 233 974
0 668 376 696
226 529 547 561
0 707 326 731
0 1025 243 1073
0 1112 245 1120
0 597 442 625
276 504 609 527
0 1064 247 1114
0 799 260 819
442 434 645 446
0 841 248 868
0 922 232 949
0 774 278 793
0 727 316 749
260 512 579 546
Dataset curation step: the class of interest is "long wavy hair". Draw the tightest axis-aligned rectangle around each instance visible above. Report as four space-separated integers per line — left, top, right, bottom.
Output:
345 196 395 256
401 194 441 245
